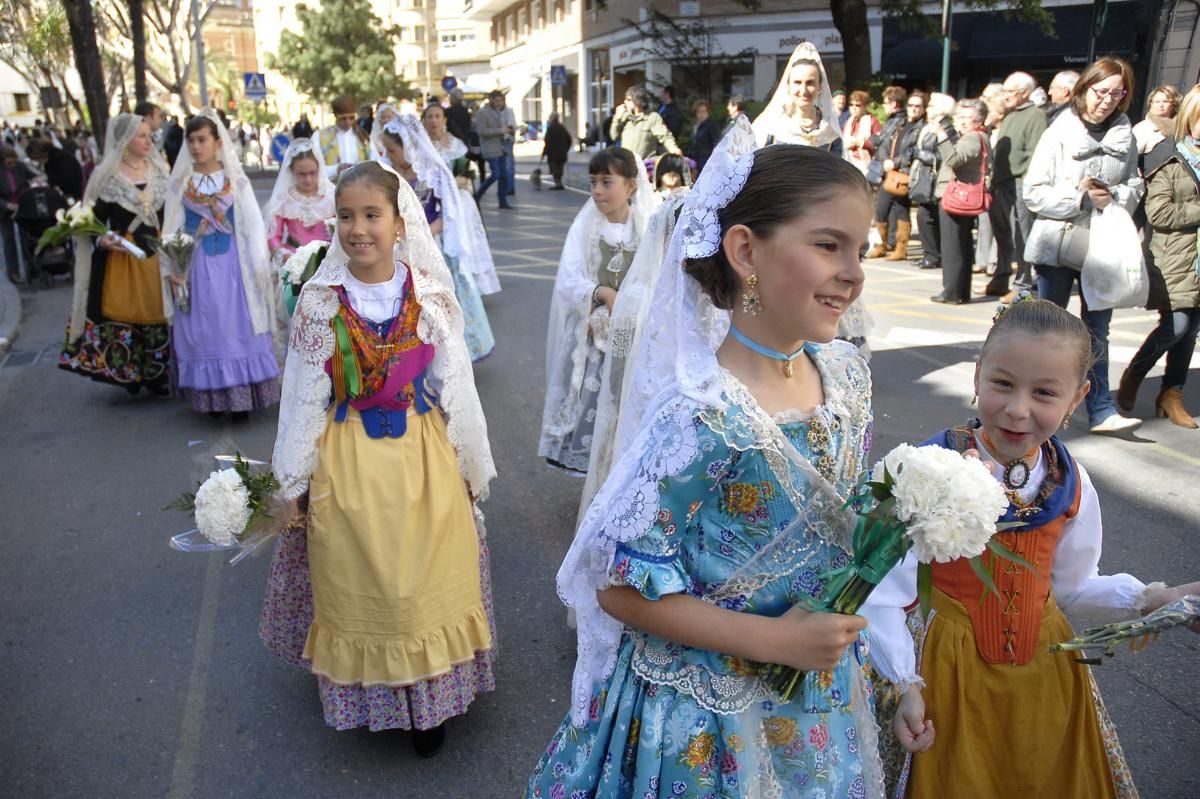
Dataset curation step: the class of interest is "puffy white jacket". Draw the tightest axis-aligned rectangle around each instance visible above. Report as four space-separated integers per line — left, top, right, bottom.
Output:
1022 110 1143 266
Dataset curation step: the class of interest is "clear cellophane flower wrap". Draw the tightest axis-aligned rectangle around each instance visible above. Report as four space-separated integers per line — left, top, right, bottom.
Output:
166 450 288 565
36 201 108 253
1051 595 1200 665
156 232 196 312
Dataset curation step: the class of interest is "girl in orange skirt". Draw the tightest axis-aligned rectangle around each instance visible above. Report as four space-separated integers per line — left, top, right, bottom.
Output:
870 298 1200 798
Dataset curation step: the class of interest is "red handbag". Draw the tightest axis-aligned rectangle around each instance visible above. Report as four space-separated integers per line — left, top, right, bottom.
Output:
941 133 992 217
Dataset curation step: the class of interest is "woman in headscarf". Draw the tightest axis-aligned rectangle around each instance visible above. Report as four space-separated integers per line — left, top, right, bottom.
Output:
59 113 172 396
752 41 843 158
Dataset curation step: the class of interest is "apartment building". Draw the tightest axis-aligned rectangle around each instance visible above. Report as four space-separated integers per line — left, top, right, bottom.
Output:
436 0 494 87
466 0 882 138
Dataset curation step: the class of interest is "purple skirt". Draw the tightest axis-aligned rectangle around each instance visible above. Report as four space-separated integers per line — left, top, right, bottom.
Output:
172 245 280 412
259 522 498 731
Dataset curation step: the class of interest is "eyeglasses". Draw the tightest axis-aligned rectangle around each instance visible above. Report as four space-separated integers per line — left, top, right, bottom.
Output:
1090 87 1127 100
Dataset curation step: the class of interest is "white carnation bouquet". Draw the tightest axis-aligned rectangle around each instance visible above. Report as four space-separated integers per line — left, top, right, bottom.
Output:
280 240 329 317
167 454 284 564
767 443 1025 699
35 202 108 253
156 232 196 312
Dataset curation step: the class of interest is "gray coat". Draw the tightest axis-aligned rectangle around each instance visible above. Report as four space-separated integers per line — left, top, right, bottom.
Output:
935 129 985 197
475 104 516 159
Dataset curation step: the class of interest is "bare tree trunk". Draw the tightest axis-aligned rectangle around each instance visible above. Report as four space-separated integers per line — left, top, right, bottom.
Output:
830 0 873 91
61 0 109 147
130 0 148 103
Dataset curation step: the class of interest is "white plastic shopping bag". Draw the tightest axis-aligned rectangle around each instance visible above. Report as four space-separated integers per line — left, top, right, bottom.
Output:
1081 205 1148 311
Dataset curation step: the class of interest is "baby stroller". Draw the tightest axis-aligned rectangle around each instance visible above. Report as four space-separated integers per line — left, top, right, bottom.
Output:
15 184 72 287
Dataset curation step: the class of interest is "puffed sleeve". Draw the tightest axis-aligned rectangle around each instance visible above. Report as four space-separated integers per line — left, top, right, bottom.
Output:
1052 463 1147 628
860 554 922 686
607 428 711 601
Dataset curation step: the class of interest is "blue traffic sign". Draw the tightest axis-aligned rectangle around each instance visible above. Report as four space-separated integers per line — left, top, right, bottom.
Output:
550 65 568 87
441 76 458 92
243 72 268 101
271 133 291 164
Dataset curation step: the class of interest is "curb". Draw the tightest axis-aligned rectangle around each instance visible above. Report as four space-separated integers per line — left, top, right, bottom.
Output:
0 271 20 354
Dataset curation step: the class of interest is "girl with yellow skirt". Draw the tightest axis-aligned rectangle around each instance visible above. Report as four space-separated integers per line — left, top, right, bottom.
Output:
864 298 1200 798
264 160 497 757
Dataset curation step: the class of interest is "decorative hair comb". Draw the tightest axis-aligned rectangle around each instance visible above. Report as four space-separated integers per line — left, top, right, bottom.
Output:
992 290 1035 323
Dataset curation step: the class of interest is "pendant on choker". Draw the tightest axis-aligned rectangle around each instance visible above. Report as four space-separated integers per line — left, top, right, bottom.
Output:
729 324 819 380
1002 459 1031 490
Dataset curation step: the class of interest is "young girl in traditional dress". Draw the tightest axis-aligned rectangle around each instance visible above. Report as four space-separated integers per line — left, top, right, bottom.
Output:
161 112 280 418
263 138 335 316
380 115 499 361
880 297 1200 798
59 113 171 395
527 145 929 799
264 161 497 756
539 147 657 473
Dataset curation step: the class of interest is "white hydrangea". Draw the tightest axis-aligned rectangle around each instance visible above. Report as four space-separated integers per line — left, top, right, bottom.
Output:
193 468 253 546
282 240 326 286
873 444 1009 563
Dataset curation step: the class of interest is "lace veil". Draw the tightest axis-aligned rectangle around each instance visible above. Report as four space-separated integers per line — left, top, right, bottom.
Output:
383 114 501 295
68 113 170 339
752 42 842 150
161 109 276 340
538 151 658 461
262 137 336 236
271 162 495 504
577 117 756 519
369 103 398 160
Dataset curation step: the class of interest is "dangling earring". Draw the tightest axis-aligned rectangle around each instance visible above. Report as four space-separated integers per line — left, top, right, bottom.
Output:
1061 409 1074 430
970 393 977 406
742 274 761 316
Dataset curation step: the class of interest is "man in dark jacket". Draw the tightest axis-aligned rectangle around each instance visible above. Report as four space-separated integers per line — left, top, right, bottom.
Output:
292 113 314 139
688 100 721 175
658 85 684 140
541 112 573 190
445 89 472 144
24 138 83 200
162 115 184 167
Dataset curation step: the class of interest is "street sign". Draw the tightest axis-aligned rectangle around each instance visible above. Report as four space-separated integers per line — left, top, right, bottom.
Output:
243 72 268 102
271 133 291 164
441 76 458 92
550 65 568 87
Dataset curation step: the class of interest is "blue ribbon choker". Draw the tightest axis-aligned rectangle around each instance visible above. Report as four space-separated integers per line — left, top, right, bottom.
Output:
729 324 820 378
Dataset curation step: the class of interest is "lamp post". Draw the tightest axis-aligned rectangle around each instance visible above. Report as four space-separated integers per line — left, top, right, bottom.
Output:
941 0 953 94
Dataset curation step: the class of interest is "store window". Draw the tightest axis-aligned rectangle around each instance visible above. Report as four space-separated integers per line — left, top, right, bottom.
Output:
14 93 30 112
518 8 527 36
589 48 611 129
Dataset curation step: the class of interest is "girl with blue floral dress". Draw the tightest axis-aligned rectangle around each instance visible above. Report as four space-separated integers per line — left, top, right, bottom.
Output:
527 146 929 798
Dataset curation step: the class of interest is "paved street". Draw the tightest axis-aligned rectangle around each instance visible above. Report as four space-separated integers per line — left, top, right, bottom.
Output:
1 161 1198 798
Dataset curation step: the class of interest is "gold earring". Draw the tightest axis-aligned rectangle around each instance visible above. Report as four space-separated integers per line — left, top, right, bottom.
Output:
742 274 761 316
970 393 977 406
1062 409 1074 430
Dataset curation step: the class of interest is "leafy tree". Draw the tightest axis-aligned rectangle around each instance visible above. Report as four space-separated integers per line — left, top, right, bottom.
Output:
0 1 86 121
623 9 756 105
270 0 408 103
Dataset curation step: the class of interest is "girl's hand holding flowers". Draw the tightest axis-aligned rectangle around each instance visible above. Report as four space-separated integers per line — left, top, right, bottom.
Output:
769 606 867 673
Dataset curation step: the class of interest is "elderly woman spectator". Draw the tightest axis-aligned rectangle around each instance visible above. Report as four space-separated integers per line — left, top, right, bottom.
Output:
609 86 681 160
931 99 989 304
1118 84 1200 429
1133 84 1182 164
688 100 721 174
1023 57 1144 434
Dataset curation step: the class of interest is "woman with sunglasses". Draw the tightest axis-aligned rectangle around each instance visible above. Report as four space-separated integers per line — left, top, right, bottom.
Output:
1023 57 1144 434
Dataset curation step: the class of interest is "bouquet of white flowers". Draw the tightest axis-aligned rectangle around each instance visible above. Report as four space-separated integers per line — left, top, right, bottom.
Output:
156 232 196 312
766 443 1025 699
35 202 108 253
280 240 328 317
167 454 284 564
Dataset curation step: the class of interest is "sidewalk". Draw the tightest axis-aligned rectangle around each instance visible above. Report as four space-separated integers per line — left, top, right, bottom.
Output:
0 271 20 353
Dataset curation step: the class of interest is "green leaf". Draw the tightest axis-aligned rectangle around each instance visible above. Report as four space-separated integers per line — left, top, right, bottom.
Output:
164 492 197 513
986 538 1039 576
917 561 932 618
968 554 1002 601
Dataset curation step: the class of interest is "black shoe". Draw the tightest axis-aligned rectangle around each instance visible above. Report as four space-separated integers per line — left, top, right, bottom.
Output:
980 279 1009 297
231 411 249 423
549 185 565 190
207 411 223 419
123 383 142 396
919 259 941 270
146 382 171 397
412 724 446 757
499 203 514 210
930 292 966 305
